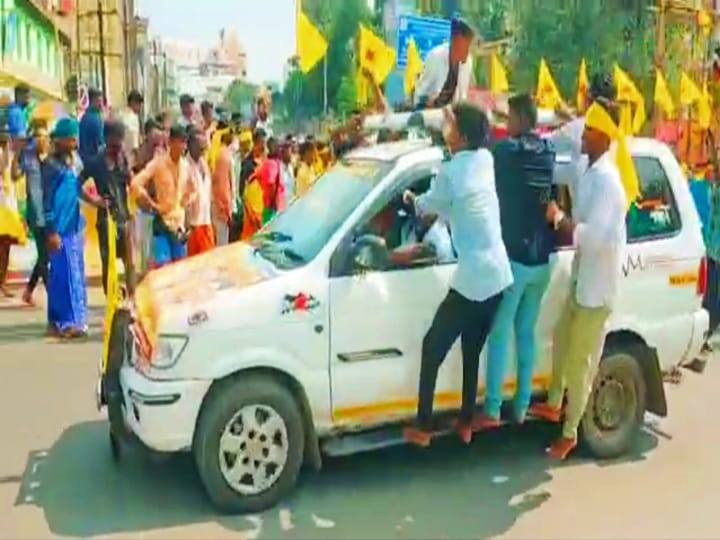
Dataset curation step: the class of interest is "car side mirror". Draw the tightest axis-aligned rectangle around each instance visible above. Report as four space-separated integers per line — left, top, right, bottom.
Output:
352 234 388 273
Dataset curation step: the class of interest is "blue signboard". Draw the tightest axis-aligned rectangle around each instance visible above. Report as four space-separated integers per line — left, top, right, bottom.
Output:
396 14 451 69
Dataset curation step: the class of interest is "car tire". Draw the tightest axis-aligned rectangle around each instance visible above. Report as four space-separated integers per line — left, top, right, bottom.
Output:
193 374 305 514
580 345 647 459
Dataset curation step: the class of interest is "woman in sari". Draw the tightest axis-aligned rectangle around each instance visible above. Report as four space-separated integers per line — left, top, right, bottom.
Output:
0 128 27 298
43 118 94 338
241 137 285 240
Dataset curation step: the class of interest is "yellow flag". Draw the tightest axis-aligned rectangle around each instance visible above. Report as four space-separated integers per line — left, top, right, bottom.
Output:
535 58 564 109
654 68 675 118
577 58 589 112
680 71 702 106
585 102 640 208
297 11 328 74
102 213 121 371
404 38 423 98
490 53 509 94
614 64 646 134
359 24 396 85
699 82 713 130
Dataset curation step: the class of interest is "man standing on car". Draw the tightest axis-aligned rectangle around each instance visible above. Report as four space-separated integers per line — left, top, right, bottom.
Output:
530 102 628 460
402 104 513 447
478 94 557 430
414 17 475 109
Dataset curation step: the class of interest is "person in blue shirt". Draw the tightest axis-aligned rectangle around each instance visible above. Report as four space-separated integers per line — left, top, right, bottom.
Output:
7 85 30 140
43 118 103 339
402 104 513 447
79 88 105 164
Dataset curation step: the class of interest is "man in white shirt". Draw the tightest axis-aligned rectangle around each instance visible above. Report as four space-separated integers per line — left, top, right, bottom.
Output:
414 17 475 109
186 126 215 256
279 138 296 205
531 102 627 460
402 104 513 447
119 90 143 169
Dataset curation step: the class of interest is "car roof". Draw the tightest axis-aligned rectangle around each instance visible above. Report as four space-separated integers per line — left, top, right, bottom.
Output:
345 140 433 162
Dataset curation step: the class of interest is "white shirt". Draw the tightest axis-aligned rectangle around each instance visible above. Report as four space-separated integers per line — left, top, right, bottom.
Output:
571 151 627 308
280 161 295 205
414 43 473 107
119 108 140 154
423 220 454 263
416 149 512 302
187 156 212 227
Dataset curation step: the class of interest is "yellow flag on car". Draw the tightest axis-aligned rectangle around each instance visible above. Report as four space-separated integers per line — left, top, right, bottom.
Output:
102 213 121 371
577 58 589 112
404 38 423 98
585 102 640 208
490 53 509 94
654 68 675 118
535 58 564 110
297 11 328 74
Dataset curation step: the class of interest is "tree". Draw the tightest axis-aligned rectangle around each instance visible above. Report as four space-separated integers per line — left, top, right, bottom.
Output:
224 79 258 116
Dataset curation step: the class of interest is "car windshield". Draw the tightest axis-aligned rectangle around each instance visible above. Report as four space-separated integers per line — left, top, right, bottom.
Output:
252 158 391 269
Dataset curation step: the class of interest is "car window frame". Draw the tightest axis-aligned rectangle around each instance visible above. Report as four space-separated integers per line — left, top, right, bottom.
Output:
626 155 683 245
329 162 448 278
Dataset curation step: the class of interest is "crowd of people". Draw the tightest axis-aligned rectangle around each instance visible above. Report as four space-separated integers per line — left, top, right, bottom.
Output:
0 83 333 340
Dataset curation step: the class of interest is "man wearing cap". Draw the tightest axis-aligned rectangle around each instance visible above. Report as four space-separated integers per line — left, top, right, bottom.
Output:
530 102 629 460
119 90 144 168
179 94 197 128
131 125 196 267
414 17 475 109
43 118 104 338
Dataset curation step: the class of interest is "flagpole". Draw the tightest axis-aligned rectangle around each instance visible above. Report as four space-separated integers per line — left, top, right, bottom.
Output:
323 55 328 116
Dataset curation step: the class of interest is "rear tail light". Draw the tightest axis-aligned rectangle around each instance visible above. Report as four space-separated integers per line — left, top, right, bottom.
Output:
697 257 708 297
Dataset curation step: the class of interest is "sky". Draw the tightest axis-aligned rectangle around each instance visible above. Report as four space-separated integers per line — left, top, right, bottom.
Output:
137 0 296 84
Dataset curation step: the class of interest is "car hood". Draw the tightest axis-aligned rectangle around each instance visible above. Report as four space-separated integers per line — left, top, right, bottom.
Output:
133 242 278 350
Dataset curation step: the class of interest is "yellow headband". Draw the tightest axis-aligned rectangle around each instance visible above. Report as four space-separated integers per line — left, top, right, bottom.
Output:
585 102 640 208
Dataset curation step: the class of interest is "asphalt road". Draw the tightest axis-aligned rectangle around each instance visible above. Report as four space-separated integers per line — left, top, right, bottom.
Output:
1 287 720 539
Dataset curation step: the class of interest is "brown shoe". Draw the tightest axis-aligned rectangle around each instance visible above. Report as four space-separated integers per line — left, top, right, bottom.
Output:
548 437 577 460
403 426 432 448
528 402 562 423
471 413 503 432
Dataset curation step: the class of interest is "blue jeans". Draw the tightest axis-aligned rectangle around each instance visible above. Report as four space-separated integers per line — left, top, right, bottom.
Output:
153 233 186 267
485 260 552 420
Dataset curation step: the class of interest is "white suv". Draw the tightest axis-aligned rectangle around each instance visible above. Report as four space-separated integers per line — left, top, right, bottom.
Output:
100 137 708 514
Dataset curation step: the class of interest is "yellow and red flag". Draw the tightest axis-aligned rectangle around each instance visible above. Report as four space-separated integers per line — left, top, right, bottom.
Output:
404 37 423 98
614 64 646 134
357 24 396 104
490 53 509 94
535 58 564 110
576 58 589 112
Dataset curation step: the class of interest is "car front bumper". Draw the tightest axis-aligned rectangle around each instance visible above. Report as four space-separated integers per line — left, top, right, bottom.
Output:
100 366 212 453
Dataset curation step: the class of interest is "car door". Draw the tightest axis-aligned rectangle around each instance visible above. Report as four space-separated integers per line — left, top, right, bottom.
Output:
328 165 466 428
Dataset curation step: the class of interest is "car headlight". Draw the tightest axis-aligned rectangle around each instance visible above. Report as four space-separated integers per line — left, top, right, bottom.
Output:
152 334 189 370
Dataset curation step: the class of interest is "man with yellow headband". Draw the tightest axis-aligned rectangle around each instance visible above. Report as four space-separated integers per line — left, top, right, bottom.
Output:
529 101 630 460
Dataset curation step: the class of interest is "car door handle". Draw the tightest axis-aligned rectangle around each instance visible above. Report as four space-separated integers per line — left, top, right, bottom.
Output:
337 348 403 363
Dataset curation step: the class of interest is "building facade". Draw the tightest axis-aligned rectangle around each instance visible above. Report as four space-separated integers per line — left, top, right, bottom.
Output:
0 0 74 100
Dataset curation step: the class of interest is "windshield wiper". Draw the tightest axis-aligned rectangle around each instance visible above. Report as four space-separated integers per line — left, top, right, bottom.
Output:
254 243 306 266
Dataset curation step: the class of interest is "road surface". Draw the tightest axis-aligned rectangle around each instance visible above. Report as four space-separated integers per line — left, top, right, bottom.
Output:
1 287 719 539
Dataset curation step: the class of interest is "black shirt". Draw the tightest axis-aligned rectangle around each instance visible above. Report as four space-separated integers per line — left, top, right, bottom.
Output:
81 150 131 225
493 133 557 266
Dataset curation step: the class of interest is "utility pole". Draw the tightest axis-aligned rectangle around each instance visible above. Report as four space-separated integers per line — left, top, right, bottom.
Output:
97 0 108 100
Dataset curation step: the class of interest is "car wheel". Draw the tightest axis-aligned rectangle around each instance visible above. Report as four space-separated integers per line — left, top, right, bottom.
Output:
580 346 647 459
193 374 305 514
